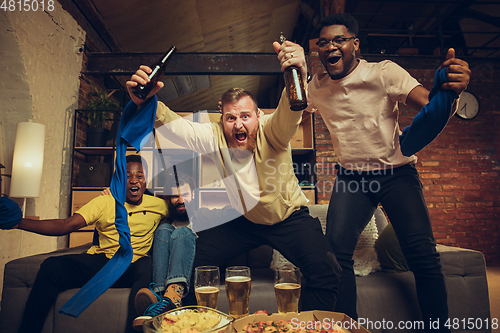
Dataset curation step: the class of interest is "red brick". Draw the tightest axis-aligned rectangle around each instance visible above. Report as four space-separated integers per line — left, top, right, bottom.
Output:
438 238 456 245
441 172 461 178
421 173 441 179
426 196 445 203
420 161 440 167
442 184 462 190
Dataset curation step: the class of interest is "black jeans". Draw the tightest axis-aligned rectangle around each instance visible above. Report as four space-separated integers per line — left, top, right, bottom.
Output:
327 164 449 332
189 206 341 311
19 253 151 333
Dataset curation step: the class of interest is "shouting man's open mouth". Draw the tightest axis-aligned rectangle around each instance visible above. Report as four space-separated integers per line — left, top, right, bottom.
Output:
328 54 341 66
129 186 140 196
235 131 248 145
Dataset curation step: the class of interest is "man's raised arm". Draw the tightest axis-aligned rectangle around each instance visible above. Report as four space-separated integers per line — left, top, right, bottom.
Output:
126 66 217 155
262 41 309 148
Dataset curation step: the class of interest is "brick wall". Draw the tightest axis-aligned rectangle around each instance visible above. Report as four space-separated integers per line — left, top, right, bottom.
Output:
308 43 500 265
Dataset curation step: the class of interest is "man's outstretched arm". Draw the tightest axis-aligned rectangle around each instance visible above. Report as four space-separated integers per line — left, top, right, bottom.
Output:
15 214 87 236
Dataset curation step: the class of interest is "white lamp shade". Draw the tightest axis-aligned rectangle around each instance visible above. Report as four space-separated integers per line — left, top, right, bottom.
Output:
10 122 46 198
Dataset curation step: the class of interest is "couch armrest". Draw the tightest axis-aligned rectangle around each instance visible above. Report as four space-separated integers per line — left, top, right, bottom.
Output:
437 244 491 331
357 244 491 333
438 244 488 275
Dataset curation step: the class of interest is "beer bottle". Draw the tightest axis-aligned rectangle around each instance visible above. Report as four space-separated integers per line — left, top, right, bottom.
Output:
280 34 307 111
132 46 177 100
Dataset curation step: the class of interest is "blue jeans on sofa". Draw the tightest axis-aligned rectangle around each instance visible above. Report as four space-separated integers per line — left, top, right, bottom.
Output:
151 223 196 294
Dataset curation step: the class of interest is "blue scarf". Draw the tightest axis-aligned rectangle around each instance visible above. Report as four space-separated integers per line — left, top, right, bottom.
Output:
0 196 22 229
59 96 157 317
399 67 458 156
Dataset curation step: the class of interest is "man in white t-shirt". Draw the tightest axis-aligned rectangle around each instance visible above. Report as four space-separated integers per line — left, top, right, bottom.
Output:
273 13 470 333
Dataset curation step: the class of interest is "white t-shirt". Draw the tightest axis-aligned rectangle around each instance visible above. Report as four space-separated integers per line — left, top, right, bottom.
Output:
308 59 420 171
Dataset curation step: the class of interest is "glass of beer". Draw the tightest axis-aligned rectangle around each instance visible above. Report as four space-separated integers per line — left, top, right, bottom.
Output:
225 266 251 319
194 266 220 309
274 265 301 314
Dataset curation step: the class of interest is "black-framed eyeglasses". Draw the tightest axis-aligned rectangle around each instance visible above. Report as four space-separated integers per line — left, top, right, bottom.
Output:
316 37 356 49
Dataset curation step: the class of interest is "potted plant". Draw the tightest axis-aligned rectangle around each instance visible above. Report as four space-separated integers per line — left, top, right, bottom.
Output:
84 84 120 147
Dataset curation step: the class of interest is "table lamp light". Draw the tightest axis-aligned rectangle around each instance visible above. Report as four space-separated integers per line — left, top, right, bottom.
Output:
9 122 46 216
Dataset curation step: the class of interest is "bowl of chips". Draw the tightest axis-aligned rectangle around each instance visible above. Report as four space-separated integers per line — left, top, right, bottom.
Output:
143 306 235 333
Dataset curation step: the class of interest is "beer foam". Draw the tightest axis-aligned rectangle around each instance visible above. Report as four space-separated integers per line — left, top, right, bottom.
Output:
226 276 251 282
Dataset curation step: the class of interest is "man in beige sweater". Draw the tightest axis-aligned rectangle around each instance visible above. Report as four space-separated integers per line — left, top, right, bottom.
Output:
126 46 340 313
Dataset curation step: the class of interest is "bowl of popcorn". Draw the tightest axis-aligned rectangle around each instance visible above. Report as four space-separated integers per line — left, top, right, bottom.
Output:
143 306 235 333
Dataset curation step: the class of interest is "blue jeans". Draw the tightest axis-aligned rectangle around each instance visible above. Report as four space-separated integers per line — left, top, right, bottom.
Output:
151 223 196 295
327 164 449 333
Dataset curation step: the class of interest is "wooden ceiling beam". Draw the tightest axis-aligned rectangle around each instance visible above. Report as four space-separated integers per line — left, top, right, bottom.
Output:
320 0 346 16
84 52 495 78
84 53 283 75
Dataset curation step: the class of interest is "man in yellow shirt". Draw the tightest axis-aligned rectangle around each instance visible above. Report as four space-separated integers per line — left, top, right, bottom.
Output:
13 155 166 333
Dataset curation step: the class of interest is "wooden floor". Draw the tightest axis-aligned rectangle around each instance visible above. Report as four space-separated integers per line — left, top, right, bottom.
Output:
487 266 500 333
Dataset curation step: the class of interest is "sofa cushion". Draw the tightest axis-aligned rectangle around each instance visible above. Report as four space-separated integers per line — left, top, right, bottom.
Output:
270 205 381 276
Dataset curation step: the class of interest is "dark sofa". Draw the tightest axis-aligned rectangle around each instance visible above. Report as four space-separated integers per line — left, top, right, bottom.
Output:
0 205 492 333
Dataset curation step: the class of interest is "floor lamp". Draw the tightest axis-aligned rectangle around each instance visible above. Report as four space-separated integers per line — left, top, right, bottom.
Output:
9 122 46 217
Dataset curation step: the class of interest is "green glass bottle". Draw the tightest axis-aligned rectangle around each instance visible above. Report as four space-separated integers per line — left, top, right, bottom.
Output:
132 46 176 100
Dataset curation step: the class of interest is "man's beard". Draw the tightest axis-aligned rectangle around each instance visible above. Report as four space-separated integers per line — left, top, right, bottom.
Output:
227 127 258 159
170 202 190 221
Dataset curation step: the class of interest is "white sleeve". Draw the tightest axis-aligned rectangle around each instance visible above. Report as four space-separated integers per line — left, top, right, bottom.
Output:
154 102 218 155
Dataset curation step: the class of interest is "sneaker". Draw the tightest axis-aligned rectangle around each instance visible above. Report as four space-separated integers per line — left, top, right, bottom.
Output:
132 298 177 331
135 283 163 316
